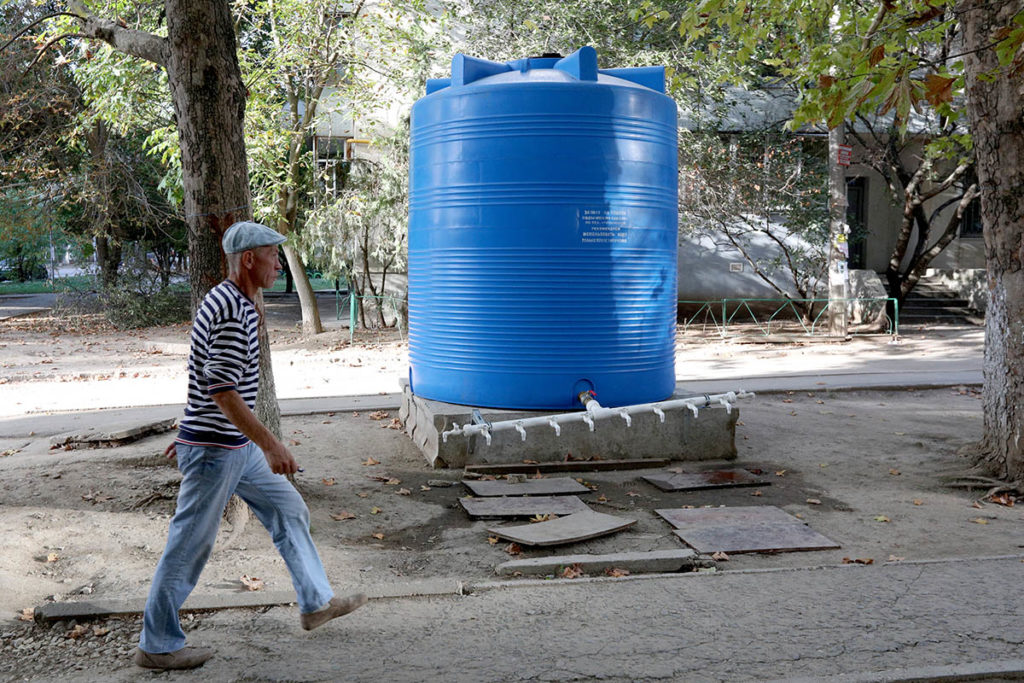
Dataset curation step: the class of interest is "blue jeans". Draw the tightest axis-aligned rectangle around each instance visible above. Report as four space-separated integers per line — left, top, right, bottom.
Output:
138 442 334 653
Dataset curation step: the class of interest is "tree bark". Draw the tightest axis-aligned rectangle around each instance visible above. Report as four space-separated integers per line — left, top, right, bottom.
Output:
72 1 281 433
281 243 323 335
960 0 1024 484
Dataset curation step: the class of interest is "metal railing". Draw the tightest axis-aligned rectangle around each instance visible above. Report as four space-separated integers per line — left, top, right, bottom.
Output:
678 297 898 338
338 291 406 342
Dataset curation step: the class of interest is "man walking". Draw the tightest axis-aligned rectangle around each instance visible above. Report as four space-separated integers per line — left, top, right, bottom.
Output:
134 221 366 671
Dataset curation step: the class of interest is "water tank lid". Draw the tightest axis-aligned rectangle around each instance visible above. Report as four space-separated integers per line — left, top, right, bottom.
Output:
423 46 666 95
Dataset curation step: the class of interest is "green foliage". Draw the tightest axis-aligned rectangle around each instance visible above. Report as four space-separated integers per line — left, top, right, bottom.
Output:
450 0 729 98
680 128 830 302
302 126 409 294
97 252 189 329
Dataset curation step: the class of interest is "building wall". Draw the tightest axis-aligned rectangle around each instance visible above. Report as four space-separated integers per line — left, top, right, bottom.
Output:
845 137 984 274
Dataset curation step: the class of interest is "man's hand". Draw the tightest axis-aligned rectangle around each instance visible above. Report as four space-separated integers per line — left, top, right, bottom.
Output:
263 440 299 475
164 442 177 459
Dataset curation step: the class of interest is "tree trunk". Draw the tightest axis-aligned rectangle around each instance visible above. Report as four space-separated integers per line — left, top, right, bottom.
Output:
94 235 121 289
162 0 280 430
281 243 324 335
960 0 1024 484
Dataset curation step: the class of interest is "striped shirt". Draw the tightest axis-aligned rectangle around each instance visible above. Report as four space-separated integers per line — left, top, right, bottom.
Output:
176 280 260 448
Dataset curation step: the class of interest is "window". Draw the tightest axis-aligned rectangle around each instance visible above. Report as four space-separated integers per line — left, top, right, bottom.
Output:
961 198 983 237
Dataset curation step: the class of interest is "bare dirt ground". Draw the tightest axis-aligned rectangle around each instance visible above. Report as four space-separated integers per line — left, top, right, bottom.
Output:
1 301 1019 681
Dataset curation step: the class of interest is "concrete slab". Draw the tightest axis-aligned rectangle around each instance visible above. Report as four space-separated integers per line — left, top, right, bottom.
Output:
486 510 637 547
672 523 840 554
459 495 590 518
33 579 465 622
48 418 176 450
465 458 671 475
643 469 767 491
462 477 591 497
400 379 739 468
656 505 798 529
656 505 840 554
495 549 698 576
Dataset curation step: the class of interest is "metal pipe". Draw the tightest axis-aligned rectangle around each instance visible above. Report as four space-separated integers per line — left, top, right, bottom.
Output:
441 390 754 443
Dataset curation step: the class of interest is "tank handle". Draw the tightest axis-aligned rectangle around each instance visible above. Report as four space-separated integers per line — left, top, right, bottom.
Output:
426 78 451 94
451 53 512 87
553 46 598 82
597 66 667 93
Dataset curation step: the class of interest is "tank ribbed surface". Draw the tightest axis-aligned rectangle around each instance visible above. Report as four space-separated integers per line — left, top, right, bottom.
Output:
408 49 678 409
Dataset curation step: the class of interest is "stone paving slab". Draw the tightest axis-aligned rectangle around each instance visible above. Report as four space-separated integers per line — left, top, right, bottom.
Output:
643 468 767 491
459 495 590 518
655 505 798 529
495 549 699 576
672 523 840 554
462 477 591 497
486 510 637 547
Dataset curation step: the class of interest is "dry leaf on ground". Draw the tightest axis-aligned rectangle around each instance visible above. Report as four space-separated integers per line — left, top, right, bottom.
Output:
362 457 380 466
45 553 59 563
240 575 264 591
806 498 822 506
370 506 382 515
989 493 1015 507
18 608 33 622
711 551 730 561
67 625 89 639
369 411 389 420
321 478 336 486
420 485 431 492
397 488 411 496
529 514 556 523
331 511 356 521
842 557 874 565
750 490 763 497
970 517 990 525
888 555 905 562
874 515 891 523
605 567 630 578
371 532 385 540
92 626 109 637
487 536 499 545
913 499 924 506
560 563 583 579
504 543 522 556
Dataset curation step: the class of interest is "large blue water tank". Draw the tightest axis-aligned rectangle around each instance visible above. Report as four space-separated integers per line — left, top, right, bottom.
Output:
408 46 678 410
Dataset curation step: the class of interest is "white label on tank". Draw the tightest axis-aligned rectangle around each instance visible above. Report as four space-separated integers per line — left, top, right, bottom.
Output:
578 208 629 244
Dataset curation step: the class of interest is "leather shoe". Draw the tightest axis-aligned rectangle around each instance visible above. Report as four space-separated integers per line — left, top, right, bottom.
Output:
134 645 214 670
300 593 368 631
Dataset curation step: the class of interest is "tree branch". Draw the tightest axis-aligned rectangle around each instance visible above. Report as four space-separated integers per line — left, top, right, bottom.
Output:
22 33 84 74
68 0 169 66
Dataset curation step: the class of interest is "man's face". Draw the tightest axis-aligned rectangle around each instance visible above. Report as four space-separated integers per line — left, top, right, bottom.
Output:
248 245 282 289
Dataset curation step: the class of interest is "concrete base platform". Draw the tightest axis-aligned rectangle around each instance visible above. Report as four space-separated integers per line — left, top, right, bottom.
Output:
399 380 739 469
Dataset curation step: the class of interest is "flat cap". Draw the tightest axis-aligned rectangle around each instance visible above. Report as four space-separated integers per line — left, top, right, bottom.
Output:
222 221 286 254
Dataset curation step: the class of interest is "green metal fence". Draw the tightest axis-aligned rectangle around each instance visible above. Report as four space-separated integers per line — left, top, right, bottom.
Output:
678 297 898 337
338 291 406 342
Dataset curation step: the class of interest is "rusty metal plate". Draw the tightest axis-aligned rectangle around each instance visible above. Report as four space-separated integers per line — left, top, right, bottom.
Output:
459 495 591 519
462 478 591 497
655 505 798 529
672 523 840 554
486 510 637 547
643 469 767 492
